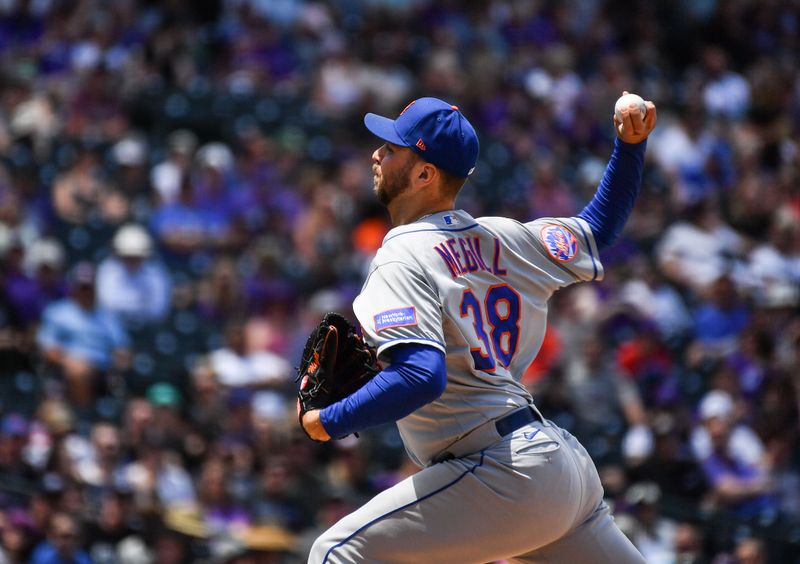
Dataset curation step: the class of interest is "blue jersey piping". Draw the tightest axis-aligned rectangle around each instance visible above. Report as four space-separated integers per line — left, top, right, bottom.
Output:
383 223 479 244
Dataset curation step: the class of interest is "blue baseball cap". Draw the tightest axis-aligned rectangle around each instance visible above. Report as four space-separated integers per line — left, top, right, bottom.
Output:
364 97 479 178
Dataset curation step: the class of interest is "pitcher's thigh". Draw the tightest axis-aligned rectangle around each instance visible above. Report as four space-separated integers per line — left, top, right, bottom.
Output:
309 455 485 563
310 451 567 564
310 442 599 564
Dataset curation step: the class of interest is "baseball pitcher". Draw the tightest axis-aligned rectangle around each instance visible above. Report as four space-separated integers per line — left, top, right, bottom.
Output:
298 94 656 563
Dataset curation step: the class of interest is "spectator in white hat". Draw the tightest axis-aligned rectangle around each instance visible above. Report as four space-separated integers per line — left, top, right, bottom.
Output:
112 133 150 203
96 224 171 323
689 389 765 468
150 129 198 206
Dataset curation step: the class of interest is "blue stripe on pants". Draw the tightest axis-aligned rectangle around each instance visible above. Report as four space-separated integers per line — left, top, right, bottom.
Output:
322 452 486 563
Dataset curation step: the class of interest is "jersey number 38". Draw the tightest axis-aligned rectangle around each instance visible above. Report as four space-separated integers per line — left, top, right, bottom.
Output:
459 284 521 371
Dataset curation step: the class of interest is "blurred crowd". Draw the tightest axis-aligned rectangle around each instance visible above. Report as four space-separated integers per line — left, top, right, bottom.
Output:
0 0 798 562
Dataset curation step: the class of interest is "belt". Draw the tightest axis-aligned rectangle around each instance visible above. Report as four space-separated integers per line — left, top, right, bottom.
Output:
495 405 543 436
430 405 546 465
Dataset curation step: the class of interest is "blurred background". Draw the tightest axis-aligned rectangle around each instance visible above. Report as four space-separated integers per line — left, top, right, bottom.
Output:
0 0 797 562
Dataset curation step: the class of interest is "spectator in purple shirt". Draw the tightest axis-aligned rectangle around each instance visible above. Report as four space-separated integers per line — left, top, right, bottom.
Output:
197 458 250 534
701 404 775 519
3 238 67 326
2 237 41 325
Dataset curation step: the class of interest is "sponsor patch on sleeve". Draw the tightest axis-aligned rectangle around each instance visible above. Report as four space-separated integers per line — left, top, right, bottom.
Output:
540 224 578 262
374 307 417 332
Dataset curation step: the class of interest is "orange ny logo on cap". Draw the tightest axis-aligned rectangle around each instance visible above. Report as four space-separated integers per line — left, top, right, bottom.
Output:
400 100 417 116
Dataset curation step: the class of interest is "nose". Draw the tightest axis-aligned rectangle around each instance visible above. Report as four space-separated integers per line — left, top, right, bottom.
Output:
372 144 385 164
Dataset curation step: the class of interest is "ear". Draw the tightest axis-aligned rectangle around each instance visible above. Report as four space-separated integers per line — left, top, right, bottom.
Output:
415 162 437 188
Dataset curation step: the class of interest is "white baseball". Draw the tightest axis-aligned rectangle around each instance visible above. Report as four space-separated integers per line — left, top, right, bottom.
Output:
614 93 647 121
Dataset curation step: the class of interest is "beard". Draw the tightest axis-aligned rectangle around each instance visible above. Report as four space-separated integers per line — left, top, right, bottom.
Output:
374 160 414 206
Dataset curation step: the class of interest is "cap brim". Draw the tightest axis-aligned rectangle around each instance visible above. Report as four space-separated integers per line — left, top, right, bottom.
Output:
364 113 407 146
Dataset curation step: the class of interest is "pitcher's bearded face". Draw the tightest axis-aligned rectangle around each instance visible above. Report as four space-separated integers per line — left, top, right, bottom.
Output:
372 144 416 206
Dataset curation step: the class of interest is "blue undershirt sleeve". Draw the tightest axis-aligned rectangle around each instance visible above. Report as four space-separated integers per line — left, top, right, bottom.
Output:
319 343 447 439
577 138 647 250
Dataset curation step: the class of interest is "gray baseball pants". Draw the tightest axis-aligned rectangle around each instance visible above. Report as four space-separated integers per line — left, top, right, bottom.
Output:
309 420 645 563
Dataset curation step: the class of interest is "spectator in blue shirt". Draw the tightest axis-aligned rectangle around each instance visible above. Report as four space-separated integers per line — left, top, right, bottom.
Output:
693 274 751 351
30 512 91 564
37 262 131 411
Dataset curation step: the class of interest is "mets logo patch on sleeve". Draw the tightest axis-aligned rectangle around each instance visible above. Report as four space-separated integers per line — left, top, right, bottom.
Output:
540 224 578 262
374 307 417 332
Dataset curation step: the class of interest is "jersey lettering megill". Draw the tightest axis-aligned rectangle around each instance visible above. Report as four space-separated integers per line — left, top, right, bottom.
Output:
353 209 603 466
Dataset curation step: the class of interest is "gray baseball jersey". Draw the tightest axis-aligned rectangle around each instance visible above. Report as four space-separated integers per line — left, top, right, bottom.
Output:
311 208 645 563
353 209 602 466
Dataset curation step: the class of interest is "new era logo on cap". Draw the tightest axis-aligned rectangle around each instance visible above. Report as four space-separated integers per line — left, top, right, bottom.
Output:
364 97 480 178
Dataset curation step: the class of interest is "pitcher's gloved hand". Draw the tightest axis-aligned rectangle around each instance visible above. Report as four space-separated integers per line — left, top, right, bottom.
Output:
296 312 380 441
